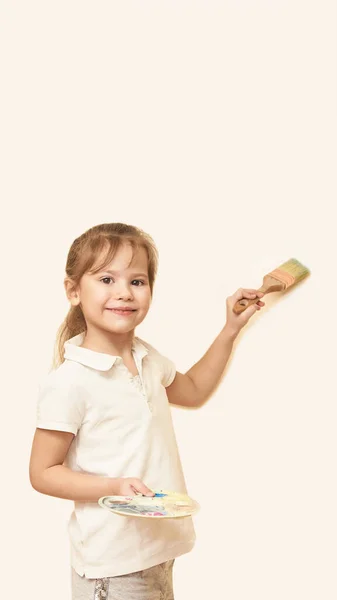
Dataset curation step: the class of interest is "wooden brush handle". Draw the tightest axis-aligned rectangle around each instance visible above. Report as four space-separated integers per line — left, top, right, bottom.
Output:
233 275 285 315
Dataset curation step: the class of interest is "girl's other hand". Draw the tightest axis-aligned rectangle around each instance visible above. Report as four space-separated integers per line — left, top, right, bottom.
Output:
112 477 155 497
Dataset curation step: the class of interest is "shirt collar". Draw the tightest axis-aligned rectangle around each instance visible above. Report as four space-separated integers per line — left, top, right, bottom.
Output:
63 332 149 371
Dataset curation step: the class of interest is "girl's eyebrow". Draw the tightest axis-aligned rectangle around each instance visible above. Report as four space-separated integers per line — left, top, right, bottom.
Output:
99 269 149 278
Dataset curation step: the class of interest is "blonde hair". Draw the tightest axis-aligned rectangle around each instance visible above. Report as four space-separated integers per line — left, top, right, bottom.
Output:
52 223 159 370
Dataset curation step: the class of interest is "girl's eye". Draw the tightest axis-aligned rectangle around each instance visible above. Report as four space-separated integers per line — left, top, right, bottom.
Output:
131 280 145 286
100 278 145 286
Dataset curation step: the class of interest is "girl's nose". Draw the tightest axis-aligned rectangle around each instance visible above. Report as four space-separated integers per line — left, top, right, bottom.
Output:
115 285 134 300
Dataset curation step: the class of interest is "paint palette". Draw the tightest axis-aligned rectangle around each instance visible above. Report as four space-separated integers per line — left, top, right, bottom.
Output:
98 490 200 519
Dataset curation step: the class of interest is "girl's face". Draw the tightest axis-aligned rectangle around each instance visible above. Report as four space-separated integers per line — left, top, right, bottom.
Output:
70 243 152 336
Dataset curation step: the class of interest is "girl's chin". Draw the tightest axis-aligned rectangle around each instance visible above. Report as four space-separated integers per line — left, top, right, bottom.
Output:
103 313 145 327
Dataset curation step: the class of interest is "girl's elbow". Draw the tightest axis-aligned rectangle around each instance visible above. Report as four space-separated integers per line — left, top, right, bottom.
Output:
29 467 45 493
29 472 41 491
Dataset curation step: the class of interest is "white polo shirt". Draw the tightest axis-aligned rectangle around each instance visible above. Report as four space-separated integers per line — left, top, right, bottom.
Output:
36 332 196 578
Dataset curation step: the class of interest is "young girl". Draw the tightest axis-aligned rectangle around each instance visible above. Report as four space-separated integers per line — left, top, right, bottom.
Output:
29 222 265 599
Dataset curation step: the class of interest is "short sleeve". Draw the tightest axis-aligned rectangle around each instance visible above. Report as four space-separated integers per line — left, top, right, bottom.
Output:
36 378 85 435
136 337 177 388
159 354 177 387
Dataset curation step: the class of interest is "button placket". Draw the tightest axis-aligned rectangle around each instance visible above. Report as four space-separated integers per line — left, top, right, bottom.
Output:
131 351 153 413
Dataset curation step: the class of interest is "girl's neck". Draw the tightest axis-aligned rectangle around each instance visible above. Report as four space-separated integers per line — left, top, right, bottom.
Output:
80 329 136 359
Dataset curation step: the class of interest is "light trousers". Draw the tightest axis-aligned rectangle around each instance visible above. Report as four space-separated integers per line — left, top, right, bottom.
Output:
71 559 175 600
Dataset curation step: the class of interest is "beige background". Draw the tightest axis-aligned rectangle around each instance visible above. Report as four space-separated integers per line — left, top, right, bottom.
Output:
1 1 336 598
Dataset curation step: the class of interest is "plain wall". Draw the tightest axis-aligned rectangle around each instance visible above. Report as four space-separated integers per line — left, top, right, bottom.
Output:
1 1 336 598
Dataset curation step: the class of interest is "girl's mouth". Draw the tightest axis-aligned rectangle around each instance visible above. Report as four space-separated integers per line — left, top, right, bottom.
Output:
107 308 136 316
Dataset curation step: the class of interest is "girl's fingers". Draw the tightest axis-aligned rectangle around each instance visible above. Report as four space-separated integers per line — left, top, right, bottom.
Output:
232 289 252 302
255 301 265 310
240 289 264 298
228 289 265 307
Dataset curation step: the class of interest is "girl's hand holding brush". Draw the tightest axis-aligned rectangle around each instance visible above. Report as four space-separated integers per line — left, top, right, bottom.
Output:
224 288 265 338
224 259 310 338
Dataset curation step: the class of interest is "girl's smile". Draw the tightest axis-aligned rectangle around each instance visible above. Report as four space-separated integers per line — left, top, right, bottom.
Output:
106 308 137 316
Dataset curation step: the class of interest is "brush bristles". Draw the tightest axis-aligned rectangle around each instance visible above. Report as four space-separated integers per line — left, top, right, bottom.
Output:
269 258 310 289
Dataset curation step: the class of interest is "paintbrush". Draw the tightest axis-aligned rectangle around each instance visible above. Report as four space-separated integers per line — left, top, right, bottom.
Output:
233 258 310 315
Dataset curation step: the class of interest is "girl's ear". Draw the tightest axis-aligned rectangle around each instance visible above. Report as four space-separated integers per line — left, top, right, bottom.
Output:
64 278 81 306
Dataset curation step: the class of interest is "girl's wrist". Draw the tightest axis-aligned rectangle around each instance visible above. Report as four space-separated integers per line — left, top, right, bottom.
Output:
222 323 240 341
106 477 122 496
